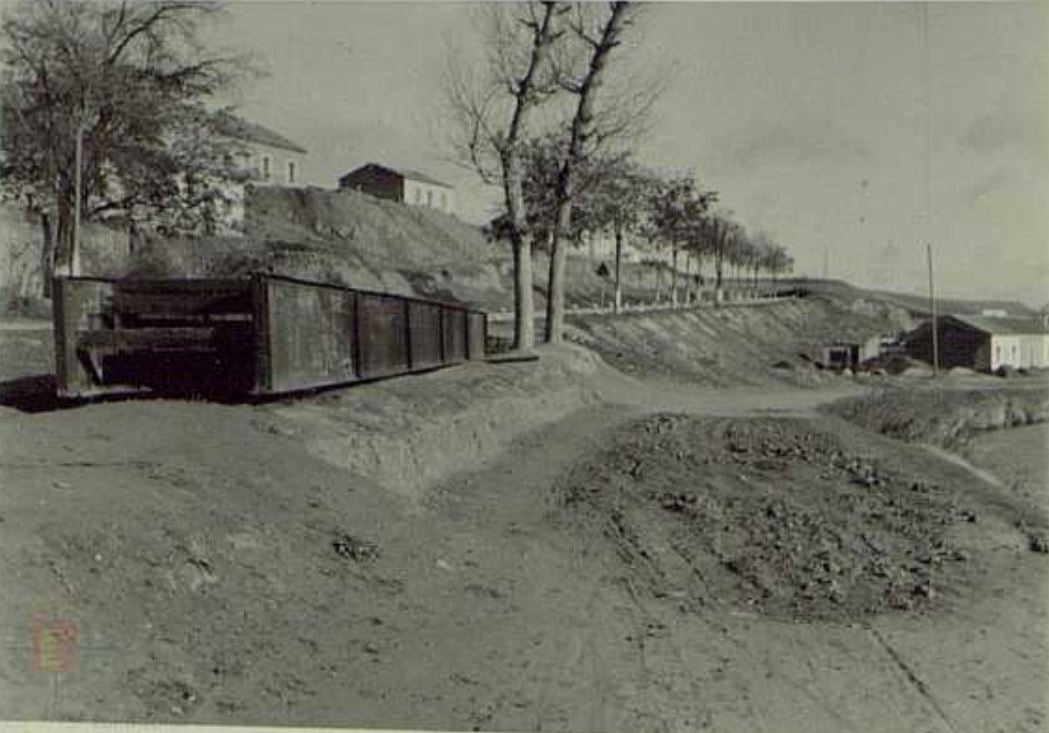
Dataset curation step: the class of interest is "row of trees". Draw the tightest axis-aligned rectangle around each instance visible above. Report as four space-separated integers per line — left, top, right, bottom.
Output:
516 137 794 310
447 1 793 352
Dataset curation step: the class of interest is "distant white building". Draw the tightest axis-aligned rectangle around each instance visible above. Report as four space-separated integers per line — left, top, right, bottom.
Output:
337 163 455 215
212 112 307 187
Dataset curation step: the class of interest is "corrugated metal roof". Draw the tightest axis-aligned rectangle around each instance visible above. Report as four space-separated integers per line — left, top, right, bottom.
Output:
212 112 307 154
949 314 1049 335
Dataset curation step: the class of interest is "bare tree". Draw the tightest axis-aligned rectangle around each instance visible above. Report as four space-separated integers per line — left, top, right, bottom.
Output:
543 1 661 343
445 2 568 352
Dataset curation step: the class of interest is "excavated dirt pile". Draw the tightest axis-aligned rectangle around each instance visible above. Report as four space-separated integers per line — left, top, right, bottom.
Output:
554 414 983 621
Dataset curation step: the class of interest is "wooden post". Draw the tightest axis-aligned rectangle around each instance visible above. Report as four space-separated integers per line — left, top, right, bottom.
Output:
72 122 83 277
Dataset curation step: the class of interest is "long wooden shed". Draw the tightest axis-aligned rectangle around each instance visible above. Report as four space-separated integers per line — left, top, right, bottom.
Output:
52 274 487 399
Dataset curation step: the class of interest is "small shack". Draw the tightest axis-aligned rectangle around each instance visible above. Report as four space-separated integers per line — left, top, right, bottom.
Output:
905 314 1049 372
818 336 882 370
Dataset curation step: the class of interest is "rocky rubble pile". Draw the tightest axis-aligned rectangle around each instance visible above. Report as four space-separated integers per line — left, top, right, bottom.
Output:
558 414 983 620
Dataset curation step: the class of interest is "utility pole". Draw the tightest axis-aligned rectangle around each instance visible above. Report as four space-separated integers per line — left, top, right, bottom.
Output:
70 119 85 278
927 243 938 376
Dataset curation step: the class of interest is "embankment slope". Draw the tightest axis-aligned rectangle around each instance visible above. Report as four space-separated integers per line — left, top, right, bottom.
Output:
567 295 897 386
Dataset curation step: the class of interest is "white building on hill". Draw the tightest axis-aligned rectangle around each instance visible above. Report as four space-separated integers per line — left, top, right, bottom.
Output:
212 112 307 187
206 113 308 232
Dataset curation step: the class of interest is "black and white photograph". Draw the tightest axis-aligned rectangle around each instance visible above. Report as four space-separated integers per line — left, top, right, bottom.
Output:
0 0 1046 731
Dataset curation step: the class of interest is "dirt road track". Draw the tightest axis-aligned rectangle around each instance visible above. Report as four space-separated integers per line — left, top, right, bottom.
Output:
0 353 1045 731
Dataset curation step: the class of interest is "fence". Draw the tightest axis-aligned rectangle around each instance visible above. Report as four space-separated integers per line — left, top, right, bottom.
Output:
52 273 487 399
487 290 798 324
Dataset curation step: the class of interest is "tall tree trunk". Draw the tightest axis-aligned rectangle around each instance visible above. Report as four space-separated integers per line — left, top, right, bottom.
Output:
511 235 535 350
670 245 679 305
545 1 632 343
504 151 535 352
683 251 692 305
545 201 570 342
52 178 75 279
39 211 55 299
613 221 623 313
695 254 703 302
497 1 561 352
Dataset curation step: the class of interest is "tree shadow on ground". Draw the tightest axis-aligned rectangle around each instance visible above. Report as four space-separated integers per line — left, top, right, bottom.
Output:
0 374 251 413
0 374 64 413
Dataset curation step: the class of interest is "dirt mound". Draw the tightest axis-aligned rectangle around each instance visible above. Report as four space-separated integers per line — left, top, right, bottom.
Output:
554 414 985 620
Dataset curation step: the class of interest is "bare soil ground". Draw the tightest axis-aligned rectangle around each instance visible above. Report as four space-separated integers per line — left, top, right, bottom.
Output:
963 423 1049 518
0 318 1046 731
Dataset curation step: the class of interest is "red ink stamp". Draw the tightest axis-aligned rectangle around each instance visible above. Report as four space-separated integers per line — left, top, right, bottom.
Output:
29 609 78 674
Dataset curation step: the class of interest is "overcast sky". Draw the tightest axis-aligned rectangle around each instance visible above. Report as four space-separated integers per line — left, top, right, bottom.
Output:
145 2 1049 306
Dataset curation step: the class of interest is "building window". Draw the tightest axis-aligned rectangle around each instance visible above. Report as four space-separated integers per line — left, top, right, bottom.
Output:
426 190 433 207
440 191 447 209
261 154 272 181
287 160 296 184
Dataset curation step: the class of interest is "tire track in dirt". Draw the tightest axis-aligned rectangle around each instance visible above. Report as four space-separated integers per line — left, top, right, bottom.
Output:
865 624 958 732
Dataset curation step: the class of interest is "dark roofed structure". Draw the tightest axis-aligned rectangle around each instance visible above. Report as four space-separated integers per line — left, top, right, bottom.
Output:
905 313 1049 372
338 163 455 213
339 163 451 190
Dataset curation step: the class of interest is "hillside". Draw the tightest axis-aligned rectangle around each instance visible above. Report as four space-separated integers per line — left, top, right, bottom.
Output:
138 187 513 311
786 278 1038 319
566 295 899 387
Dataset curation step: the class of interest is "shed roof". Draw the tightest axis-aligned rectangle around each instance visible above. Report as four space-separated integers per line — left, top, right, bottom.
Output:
212 112 307 154
948 314 1049 336
343 163 452 189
